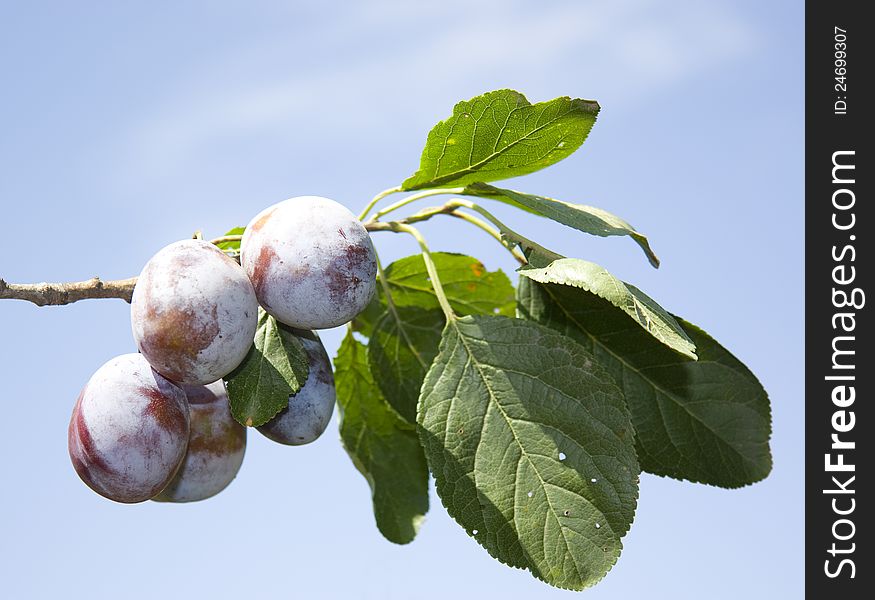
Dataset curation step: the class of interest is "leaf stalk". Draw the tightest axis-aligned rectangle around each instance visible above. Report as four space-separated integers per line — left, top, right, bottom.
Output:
358 186 404 221
388 223 456 321
366 187 465 223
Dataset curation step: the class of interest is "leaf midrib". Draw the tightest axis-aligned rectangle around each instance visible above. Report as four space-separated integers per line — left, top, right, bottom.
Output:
421 103 580 189
263 317 298 381
449 318 603 583
249 323 273 409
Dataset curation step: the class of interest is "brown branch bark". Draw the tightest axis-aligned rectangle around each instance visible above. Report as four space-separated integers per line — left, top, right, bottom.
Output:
0 277 138 306
0 233 240 307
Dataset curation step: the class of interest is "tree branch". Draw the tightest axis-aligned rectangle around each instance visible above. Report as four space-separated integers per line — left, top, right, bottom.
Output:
0 277 137 306
1 233 242 307
0 212 506 308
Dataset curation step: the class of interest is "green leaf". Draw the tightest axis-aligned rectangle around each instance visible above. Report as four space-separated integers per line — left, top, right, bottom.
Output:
402 90 599 190
225 309 309 427
335 331 429 544
520 258 696 359
353 253 514 339
465 183 659 268
369 306 444 423
418 315 639 590
357 253 516 423
350 293 384 338
382 252 516 317
503 231 565 269
214 226 245 252
517 277 772 488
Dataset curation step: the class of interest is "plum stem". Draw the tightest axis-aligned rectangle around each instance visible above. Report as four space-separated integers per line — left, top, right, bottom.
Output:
209 234 243 246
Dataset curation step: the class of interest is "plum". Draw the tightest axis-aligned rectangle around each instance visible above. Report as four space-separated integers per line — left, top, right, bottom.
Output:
258 330 335 445
240 196 377 329
153 381 246 503
68 353 190 503
131 239 258 385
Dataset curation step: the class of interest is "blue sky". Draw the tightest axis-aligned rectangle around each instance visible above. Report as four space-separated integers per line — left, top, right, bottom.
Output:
0 1 802 598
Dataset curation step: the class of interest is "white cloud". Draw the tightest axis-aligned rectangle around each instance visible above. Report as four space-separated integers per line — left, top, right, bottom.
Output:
122 0 758 177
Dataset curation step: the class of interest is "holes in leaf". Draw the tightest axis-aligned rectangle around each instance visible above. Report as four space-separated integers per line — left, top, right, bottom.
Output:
472 529 479 535
558 452 566 461
563 510 570 517
590 478 597 483
595 523 601 529
527 491 533 498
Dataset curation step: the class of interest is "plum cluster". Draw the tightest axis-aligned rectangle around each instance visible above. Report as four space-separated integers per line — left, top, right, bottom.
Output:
68 197 377 503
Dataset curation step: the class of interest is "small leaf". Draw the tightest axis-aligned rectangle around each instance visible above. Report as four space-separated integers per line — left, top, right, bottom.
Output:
225 309 309 427
520 258 696 359
402 90 599 190
517 278 772 488
465 183 659 268
214 226 245 252
419 315 639 590
335 332 429 544
359 253 516 423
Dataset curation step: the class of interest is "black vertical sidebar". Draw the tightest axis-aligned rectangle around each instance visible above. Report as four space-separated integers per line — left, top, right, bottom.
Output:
806 2 871 598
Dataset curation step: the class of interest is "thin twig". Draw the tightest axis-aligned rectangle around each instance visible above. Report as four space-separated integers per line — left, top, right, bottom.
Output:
388 222 456 321
365 187 464 223
357 186 403 221
0 277 138 306
368 203 527 264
